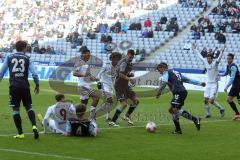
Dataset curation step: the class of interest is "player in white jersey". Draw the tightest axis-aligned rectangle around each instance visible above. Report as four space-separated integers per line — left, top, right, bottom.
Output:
40 94 76 134
73 48 100 120
97 52 122 121
192 43 225 118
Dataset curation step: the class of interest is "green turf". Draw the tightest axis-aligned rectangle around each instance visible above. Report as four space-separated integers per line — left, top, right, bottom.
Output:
0 80 239 160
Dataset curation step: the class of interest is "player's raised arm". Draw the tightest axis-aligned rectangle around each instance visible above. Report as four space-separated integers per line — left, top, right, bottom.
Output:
182 75 206 87
216 45 226 64
192 43 205 61
0 55 9 82
29 60 40 94
156 71 168 98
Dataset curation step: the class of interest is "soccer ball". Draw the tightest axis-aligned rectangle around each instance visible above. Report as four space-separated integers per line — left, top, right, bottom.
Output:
146 122 157 133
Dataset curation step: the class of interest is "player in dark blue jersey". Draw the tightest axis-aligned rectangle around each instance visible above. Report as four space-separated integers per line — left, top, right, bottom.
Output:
156 62 206 134
219 53 240 120
0 41 40 139
65 104 98 137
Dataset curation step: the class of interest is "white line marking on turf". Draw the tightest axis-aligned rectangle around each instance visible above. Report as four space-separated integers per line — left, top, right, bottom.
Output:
0 119 230 137
0 148 93 160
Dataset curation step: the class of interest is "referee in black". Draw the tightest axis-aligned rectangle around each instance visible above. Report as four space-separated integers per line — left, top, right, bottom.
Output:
0 40 40 139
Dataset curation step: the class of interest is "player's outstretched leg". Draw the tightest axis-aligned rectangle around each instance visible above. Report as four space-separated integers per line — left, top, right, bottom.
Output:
204 98 211 118
171 113 182 134
211 100 225 118
89 92 100 120
180 109 201 131
227 96 240 120
12 110 24 139
110 100 127 127
124 98 139 125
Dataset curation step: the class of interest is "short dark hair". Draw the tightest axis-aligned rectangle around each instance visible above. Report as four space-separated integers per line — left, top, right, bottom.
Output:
228 53 234 59
81 48 90 55
75 104 86 115
157 62 168 69
127 49 135 56
55 94 65 102
110 52 122 60
15 40 28 52
206 53 213 59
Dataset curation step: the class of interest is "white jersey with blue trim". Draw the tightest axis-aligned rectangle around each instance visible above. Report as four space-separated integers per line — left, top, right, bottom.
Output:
97 62 117 88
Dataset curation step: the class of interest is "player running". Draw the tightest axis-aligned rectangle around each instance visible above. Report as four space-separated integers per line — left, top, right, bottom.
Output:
156 62 206 134
39 94 76 134
97 52 122 121
73 48 100 120
192 43 225 118
219 53 240 120
0 40 40 139
109 49 139 127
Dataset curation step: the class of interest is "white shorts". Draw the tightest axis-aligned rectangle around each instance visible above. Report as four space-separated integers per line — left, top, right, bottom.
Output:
48 119 66 134
204 83 218 99
101 83 113 99
78 86 95 100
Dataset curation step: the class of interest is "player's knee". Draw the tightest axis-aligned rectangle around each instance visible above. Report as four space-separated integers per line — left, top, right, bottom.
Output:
210 99 215 104
227 97 233 103
92 94 100 102
120 100 128 108
204 99 209 104
106 97 113 104
133 99 139 106
25 105 32 112
81 99 89 105
169 107 178 114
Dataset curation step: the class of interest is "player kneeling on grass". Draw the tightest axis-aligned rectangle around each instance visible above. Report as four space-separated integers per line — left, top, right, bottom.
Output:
156 62 206 134
65 104 98 137
97 52 122 121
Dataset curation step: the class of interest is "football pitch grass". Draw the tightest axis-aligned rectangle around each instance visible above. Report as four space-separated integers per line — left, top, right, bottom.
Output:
0 80 239 160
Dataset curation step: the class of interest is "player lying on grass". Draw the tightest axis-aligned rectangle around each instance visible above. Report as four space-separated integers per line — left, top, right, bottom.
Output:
156 62 206 134
219 53 240 120
73 48 100 120
39 94 98 137
97 52 122 121
192 43 225 118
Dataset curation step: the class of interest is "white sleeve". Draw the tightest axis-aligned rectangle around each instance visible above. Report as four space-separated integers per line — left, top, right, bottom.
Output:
216 49 224 64
97 64 107 80
193 48 205 62
43 105 55 132
69 104 76 114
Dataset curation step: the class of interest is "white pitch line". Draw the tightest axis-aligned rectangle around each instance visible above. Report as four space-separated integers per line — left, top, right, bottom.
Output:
0 119 231 137
0 148 93 160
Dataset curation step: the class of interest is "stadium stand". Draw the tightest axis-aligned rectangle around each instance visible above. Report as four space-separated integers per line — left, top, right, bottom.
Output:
0 0 205 64
152 0 240 71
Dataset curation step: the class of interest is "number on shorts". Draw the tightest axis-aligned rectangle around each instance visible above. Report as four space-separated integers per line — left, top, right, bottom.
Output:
60 109 67 120
174 94 179 100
